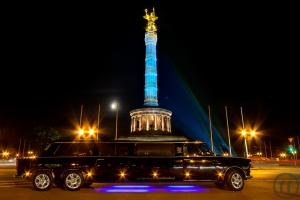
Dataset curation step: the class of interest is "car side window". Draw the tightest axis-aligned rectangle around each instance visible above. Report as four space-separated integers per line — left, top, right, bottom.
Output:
198 143 213 155
54 143 92 156
117 143 130 156
41 143 60 157
95 143 116 156
55 144 76 156
134 143 175 156
183 143 213 156
175 145 183 156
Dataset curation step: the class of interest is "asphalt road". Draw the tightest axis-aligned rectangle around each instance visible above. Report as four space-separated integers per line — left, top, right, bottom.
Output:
0 166 299 200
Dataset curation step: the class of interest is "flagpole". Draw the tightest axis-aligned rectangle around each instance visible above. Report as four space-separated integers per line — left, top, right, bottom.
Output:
97 104 101 141
225 106 232 156
79 105 83 128
264 140 268 158
240 107 249 158
17 138 22 158
208 105 214 153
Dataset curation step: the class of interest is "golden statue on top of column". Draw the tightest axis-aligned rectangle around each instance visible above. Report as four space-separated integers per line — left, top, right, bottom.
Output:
144 8 158 32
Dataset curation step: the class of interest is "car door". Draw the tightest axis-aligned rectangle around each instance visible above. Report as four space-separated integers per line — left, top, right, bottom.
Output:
182 143 217 180
94 143 119 180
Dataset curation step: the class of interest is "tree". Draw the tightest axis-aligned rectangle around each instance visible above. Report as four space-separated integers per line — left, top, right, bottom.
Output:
34 127 61 154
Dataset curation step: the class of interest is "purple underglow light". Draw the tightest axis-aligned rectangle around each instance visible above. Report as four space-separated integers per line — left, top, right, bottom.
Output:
168 189 198 192
96 184 208 193
112 185 151 188
105 189 150 193
167 185 196 188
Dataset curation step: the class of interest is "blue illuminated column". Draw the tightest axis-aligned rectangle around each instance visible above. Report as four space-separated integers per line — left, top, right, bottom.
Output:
144 9 158 106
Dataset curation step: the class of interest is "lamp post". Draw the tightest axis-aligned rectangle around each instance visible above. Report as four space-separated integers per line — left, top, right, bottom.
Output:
97 104 101 141
241 130 249 158
111 102 119 141
241 129 256 158
225 106 232 157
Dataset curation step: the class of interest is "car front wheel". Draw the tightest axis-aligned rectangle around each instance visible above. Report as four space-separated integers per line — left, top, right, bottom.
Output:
32 170 53 191
226 170 244 191
64 171 83 191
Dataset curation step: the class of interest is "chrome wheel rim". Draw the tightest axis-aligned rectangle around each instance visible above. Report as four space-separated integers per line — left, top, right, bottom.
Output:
34 174 50 189
65 173 81 189
231 173 243 189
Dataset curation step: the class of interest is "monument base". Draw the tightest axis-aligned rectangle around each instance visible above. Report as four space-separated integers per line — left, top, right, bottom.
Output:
117 135 188 142
130 107 172 133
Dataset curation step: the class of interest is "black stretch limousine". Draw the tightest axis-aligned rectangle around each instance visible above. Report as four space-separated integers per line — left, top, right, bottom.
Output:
17 141 252 191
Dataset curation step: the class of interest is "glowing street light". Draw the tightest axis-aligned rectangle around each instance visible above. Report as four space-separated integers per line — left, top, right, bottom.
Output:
250 130 256 137
241 129 249 158
78 129 84 136
280 152 287 159
240 129 257 158
242 130 247 137
111 102 119 141
223 152 229 157
256 152 262 156
111 102 118 110
2 151 10 158
89 129 95 136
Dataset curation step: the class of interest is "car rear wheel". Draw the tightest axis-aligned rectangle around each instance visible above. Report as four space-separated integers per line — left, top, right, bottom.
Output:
226 170 244 191
32 170 53 191
64 171 83 191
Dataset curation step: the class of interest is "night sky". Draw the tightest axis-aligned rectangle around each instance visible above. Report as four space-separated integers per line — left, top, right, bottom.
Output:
1 1 299 152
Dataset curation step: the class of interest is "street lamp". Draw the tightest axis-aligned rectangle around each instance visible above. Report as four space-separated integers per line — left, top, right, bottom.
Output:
280 152 287 159
241 129 256 158
2 151 10 159
111 102 119 140
241 129 249 158
78 129 84 137
89 129 95 136
250 130 256 137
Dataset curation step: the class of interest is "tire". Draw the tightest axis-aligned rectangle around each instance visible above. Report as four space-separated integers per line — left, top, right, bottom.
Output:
63 171 83 191
226 170 244 191
32 170 53 191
